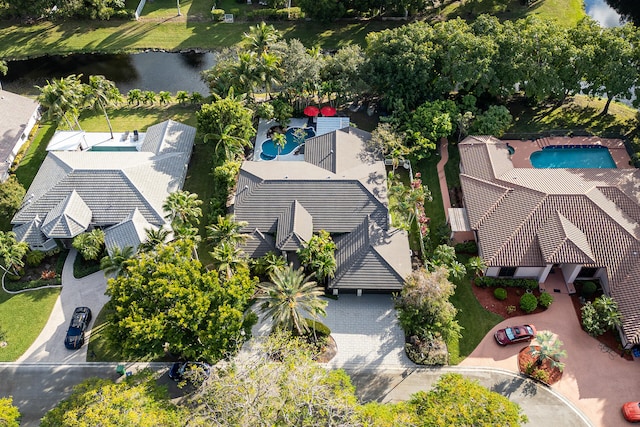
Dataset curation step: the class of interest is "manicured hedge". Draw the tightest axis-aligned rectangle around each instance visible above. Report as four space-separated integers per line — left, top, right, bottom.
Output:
475 276 538 291
538 292 554 309
493 287 507 301
454 241 477 254
520 293 538 313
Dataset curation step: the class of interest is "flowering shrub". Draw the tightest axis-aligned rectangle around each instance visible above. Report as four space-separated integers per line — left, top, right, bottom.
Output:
40 270 56 280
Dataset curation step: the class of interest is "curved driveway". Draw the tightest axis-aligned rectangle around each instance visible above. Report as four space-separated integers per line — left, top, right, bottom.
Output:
16 250 109 363
460 293 640 427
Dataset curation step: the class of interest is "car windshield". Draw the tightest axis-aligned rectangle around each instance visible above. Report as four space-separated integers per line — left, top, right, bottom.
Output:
67 327 82 337
505 328 516 340
524 326 533 335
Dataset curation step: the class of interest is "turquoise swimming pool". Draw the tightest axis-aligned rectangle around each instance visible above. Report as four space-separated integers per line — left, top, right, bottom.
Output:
260 127 315 160
530 146 616 169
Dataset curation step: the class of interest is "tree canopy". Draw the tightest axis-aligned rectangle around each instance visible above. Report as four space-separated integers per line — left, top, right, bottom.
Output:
105 239 257 362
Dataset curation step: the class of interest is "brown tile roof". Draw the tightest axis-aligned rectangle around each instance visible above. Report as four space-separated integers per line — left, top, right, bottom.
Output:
459 136 640 344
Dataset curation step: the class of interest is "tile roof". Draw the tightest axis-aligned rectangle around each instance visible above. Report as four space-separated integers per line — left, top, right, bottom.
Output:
459 135 640 344
13 216 47 247
275 201 313 251
235 128 409 290
41 190 92 238
104 208 157 254
0 90 39 177
331 217 411 290
242 229 276 258
12 120 195 247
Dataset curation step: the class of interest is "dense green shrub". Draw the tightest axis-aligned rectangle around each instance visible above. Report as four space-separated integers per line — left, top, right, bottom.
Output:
530 368 550 384
581 296 622 337
475 276 538 290
493 288 507 301
454 241 477 254
520 293 538 313
211 8 225 21
405 338 448 365
581 281 598 298
303 319 331 337
25 250 46 267
538 292 554 309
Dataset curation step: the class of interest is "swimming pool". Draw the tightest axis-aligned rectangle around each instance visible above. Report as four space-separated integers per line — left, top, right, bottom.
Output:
260 127 315 160
530 146 616 169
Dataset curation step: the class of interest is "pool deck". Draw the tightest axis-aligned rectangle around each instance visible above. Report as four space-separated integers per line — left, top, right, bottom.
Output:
505 136 633 169
253 118 309 161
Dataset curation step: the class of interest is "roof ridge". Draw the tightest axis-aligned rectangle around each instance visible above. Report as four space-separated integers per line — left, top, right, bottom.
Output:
118 169 165 224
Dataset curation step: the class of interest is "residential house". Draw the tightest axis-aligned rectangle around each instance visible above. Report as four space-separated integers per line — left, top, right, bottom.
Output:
11 120 195 253
457 135 640 348
0 89 40 182
234 127 411 294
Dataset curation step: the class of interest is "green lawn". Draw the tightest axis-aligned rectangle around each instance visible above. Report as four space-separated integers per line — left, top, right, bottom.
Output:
86 304 127 362
79 103 199 131
0 288 60 361
442 0 585 28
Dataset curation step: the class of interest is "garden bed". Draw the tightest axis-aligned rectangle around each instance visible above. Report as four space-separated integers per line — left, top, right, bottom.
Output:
4 251 68 292
517 346 563 386
471 282 547 318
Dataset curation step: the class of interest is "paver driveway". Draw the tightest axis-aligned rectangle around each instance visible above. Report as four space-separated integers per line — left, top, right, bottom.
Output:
460 293 640 427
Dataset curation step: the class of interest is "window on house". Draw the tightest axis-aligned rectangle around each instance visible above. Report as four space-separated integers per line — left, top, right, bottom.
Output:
498 267 517 277
578 267 598 278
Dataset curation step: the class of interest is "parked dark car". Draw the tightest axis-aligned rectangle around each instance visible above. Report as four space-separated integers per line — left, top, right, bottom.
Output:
494 324 536 346
623 402 640 422
169 362 211 383
64 307 92 349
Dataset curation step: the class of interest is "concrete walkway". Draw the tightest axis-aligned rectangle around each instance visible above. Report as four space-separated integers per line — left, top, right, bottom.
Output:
17 250 109 363
436 138 452 220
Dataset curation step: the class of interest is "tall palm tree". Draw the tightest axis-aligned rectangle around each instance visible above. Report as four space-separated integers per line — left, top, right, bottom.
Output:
257 264 327 336
0 231 29 277
176 91 190 104
235 52 260 100
37 75 84 130
243 21 280 54
252 251 286 278
209 242 247 279
139 227 171 252
142 90 157 105
163 191 203 230
529 331 567 372
206 215 250 248
257 52 281 100
100 246 135 278
204 123 251 161
83 75 122 139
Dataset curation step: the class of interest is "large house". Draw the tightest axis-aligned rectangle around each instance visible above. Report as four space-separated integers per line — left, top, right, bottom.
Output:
457 135 640 348
11 120 195 253
233 126 411 294
0 89 40 182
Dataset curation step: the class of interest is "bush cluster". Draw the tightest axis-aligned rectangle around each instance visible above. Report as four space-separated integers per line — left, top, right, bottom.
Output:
211 8 225 20
538 292 554 309
475 276 538 291
246 7 302 20
519 293 538 313
493 287 507 301
405 338 448 365
580 281 598 298
454 241 477 254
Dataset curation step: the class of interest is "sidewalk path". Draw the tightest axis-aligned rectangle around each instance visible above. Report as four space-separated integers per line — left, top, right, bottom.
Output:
436 138 451 220
17 250 109 363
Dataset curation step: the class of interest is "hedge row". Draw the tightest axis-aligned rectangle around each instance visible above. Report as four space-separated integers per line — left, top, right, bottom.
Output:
211 7 302 21
475 276 539 291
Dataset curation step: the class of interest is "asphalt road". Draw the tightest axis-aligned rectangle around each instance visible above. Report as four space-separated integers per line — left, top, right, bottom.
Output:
1 363 591 427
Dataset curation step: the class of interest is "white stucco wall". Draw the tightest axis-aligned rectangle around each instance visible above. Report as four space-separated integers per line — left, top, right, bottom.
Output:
514 267 544 279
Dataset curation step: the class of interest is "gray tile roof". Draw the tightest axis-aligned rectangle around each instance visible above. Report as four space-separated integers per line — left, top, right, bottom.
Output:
0 90 39 179
331 217 411 290
235 128 409 290
104 208 156 254
241 229 276 258
275 200 313 251
13 216 47 247
12 120 195 247
41 190 92 238
459 135 640 344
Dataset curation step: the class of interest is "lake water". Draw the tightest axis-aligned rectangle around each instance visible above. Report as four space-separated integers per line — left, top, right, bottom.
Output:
2 51 216 95
584 0 624 27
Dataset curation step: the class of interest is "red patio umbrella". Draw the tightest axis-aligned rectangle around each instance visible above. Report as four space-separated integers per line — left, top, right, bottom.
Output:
303 105 320 117
320 105 337 117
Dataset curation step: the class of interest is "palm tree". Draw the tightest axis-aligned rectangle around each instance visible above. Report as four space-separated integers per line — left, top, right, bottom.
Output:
37 75 84 130
529 331 567 372
127 89 143 106
0 231 29 277
139 227 171 252
142 90 157 105
158 91 172 105
206 215 250 248
204 123 251 161
235 52 260 100
100 246 135 277
252 251 287 277
83 75 122 139
163 191 203 230
209 242 247 279
190 92 204 105
467 256 486 277
72 229 106 261
257 264 327 336
176 91 190 104
257 52 281 100
243 21 280 54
